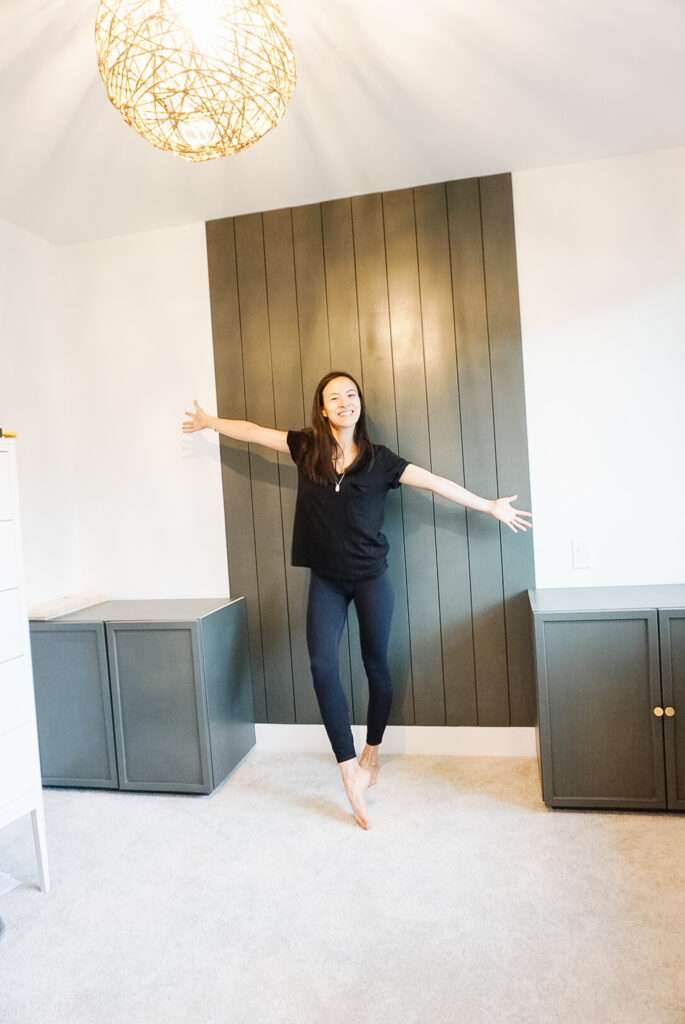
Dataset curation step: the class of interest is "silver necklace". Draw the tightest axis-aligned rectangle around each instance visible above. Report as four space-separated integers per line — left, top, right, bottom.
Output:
333 444 356 492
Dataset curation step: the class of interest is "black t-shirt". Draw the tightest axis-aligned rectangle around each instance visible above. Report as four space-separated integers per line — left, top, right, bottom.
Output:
286 430 410 581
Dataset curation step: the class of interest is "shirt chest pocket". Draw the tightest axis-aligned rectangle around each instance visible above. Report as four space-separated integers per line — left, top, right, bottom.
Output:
346 480 385 536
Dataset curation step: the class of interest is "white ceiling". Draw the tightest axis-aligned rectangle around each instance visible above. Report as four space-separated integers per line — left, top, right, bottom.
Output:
1 0 684 246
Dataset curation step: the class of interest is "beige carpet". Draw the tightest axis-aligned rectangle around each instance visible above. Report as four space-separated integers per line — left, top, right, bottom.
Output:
0 753 684 1024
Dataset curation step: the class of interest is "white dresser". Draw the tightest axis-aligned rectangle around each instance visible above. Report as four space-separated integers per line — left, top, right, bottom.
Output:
0 438 49 891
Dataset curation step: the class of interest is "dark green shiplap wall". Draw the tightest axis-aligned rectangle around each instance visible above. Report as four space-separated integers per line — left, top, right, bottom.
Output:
205 174 535 727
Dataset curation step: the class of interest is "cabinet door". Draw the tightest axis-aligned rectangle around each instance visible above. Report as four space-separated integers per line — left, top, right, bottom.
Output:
106 621 212 793
30 623 118 788
659 609 685 811
534 609 666 808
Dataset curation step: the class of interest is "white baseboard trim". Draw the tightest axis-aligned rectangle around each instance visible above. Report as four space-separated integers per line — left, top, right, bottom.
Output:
255 724 537 757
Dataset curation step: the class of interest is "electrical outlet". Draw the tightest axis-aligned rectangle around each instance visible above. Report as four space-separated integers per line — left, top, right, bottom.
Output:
572 539 592 569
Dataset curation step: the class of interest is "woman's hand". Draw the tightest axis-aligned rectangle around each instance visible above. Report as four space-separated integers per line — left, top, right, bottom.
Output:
489 495 533 534
182 400 213 434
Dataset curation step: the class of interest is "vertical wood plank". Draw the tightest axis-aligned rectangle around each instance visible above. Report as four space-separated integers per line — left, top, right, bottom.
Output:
320 197 363 721
234 212 295 723
351 192 413 726
414 184 477 725
447 179 510 725
292 203 331 403
205 218 266 721
479 174 536 725
320 199 363 382
291 202 353 722
262 208 315 723
384 188 444 725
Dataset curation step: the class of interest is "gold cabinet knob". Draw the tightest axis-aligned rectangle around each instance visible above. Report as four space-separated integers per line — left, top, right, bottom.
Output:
654 706 664 717
665 707 676 717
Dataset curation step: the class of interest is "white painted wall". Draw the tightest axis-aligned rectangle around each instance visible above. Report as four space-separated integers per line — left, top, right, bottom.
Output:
1 217 228 605
513 145 685 587
62 223 229 600
0 218 82 603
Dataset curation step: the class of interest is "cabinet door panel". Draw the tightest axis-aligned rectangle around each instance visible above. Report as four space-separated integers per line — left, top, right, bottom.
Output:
30 624 118 788
536 611 665 808
659 609 685 810
107 623 211 793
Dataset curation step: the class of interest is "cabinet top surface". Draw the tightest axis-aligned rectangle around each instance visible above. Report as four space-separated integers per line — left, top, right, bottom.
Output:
34 598 239 623
528 584 685 613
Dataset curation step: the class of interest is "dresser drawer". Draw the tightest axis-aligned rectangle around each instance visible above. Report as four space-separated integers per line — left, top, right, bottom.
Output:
0 449 16 521
0 521 21 590
0 588 24 663
0 722 40 806
0 656 32 736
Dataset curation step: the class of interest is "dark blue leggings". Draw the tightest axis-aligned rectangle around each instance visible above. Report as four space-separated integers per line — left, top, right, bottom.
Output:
306 569 394 763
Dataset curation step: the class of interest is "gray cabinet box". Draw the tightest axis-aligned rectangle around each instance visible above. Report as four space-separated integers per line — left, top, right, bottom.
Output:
529 585 685 811
30 598 255 795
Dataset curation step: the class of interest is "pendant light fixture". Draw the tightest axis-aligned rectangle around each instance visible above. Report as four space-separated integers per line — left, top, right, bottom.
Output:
94 0 297 161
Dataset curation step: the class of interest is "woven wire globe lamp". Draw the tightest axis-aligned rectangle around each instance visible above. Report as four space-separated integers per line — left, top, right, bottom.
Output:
94 0 297 161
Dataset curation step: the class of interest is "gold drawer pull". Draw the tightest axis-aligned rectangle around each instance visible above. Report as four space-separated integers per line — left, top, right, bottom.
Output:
654 706 664 717
665 706 675 717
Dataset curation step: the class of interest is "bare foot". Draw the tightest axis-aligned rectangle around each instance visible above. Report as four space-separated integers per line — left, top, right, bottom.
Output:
339 758 371 829
359 743 380 787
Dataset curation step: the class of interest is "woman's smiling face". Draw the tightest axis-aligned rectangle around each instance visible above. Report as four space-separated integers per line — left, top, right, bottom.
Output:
321 376 361 429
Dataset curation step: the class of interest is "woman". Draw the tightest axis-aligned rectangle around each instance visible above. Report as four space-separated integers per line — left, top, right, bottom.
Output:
183 371 532 829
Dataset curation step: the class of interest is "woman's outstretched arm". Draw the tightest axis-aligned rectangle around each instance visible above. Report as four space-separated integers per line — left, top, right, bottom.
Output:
182 400 290 453
399 463 532 534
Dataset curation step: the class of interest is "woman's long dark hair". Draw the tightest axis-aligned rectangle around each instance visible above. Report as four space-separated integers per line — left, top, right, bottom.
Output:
299 370 374 485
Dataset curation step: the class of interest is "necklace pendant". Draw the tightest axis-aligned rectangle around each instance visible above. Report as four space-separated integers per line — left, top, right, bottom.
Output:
335 482 340 492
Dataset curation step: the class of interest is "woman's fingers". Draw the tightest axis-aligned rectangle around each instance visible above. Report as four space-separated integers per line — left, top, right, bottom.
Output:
496 500 532 532
183 403 203 433
502 495 533 521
